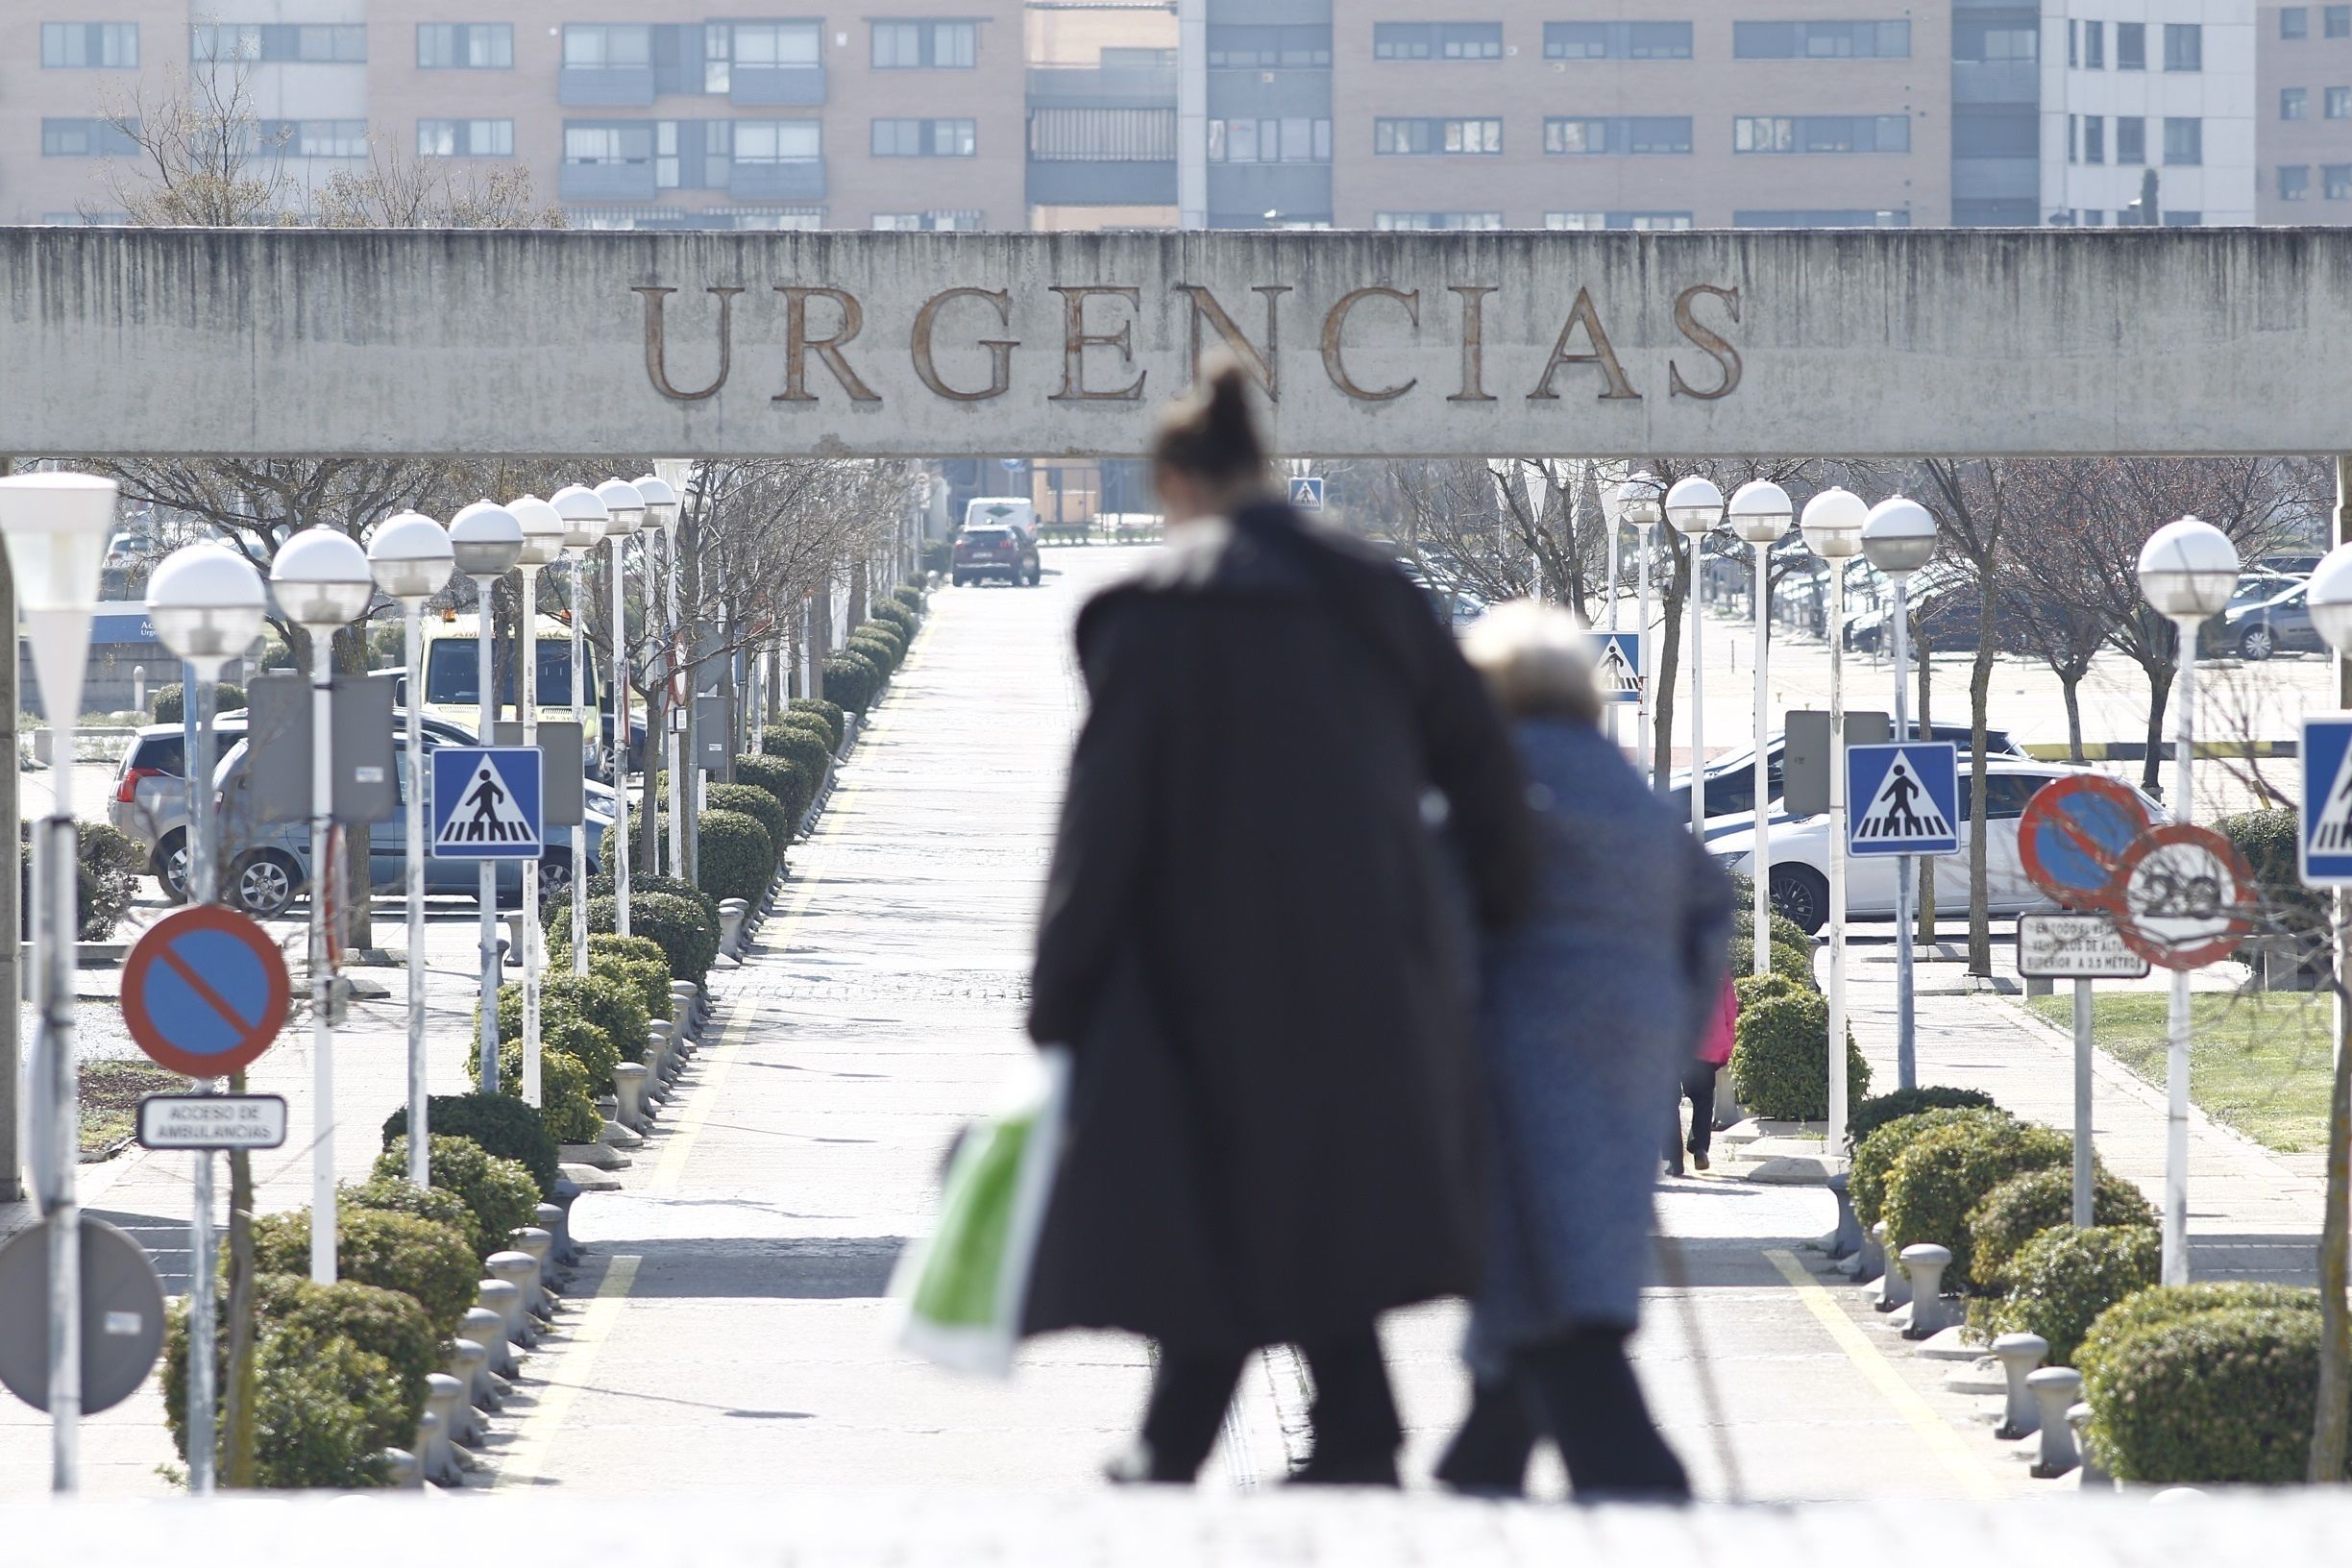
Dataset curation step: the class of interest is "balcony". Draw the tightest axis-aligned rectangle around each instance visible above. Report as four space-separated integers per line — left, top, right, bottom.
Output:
1026 159 1179 207
559 66 655 107
728 160 827 201
1026 64 1177 110
731 65 826 107
559 161 657 202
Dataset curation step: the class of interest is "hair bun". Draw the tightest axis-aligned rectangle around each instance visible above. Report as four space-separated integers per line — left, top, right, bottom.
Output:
1153 353 1268 492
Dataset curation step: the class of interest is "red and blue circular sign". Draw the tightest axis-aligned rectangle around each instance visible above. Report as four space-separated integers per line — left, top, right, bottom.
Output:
2020 775 2153 912
120 905 289 1079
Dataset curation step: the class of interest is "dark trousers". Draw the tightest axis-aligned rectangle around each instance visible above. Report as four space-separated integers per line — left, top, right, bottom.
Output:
1139 1326 1402 1483
1435 1325 1691 1501
1664 1060 1718 1167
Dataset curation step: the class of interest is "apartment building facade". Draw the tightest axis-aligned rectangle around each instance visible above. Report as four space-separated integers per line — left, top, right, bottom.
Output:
2258 2 2352 219
2040 2 2256 227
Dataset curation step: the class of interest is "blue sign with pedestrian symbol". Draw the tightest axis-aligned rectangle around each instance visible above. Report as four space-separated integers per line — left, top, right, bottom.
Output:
1846 742 1959 857
1287 476 1325 511
1586 631 1642 705
2300 718 2352 885
430 746 543 861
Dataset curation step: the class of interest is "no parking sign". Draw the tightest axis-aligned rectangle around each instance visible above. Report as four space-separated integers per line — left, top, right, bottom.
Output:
120 905 290 1079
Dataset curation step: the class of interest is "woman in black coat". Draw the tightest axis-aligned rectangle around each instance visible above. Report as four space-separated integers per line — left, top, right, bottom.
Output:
1022 363 1533 1484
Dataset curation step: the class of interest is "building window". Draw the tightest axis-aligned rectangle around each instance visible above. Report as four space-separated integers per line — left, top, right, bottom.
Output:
705 22 822 91
417 117 513 157
1543 116 1693 155
191 23 366 62
2164 24 2202 72
1733 114 1910 154
2282 165 2314 201
2117 22 2145 70
1373 211 1503 231
41 22 137 68
1545 21 1695 61
2117 115 2146 164
565 123 653 165
2161 210 2202 226
2331 86 2352 118
872 209 982 231
2067 113 2077 163
2285 8 2311 40
2333 8 2352 39
260 119 367 158
417 23 511 69
1546 210 1696 230
1029 108 1177 160
40 117 138 157
1732 209 1912 229
871 118 976 157
2085 115 2105 163
1204 25 1331 69
1374 116 1503 155
1373 22 1504 61
1206 118 1331 162
734 120 821 164
2286 87 2312 120
1732 20 1909 60
2326 163 2352 198
1952 18 2038 63
562 24 651 69
2084 20 2104 68
872 20 977 69
2164 116 2202 164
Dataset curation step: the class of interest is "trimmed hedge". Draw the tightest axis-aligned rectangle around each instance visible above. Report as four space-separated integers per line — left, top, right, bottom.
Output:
731 753 813 832
1980 1224 2162 1366
1727 989 1869 1124
556 872 720 932
152 680 247 724
1882 1117 2072 1287
759 724 833 789
380 1092 560 1199
2083 1306 2339 1483
892 584 923 614
695 808 776 907
1967 1165 2156 1289
2076 1283 2322 1396
789 698 845 750
821 652 879 714
1732 970 1802 1015
2216 806 2326 947
547 971 649 1065
517 1039 603 1143
1851 1086 2000 1148
848 626 904 673
549 939 674 1019
868 599 918 636
338 1177 476 1256
251 1206 478 1336
1851 1107 2016 1229
553 892 717 986
704 781 794 862
372 1133 541 1264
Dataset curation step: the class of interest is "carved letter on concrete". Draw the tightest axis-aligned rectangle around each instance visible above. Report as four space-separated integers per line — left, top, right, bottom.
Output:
635 285 744 402
1176 284 1291 401
1527 286 1641 402
1670 283 1743 401
1321 287 1420 402
1447 285 1498 404
911 286 1017 402
774 285 881 404
1048 286 1147 403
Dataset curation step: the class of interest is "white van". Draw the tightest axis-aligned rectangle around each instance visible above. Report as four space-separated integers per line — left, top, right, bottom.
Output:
963 497 1038 539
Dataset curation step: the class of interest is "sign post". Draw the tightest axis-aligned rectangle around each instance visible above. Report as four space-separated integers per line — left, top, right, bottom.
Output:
2017 911 2150 1227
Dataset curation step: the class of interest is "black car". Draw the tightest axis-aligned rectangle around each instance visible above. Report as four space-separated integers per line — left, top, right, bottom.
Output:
952 525 1041 586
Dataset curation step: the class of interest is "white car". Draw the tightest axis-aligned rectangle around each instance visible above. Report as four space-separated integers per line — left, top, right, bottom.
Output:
1707 759 2165 935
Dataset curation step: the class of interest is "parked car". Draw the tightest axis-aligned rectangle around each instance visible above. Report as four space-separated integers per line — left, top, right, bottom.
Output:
963 496 1039 541
951 525 1041 586
2211 578 2319 660
1667 723 2025 825
1704 760 2164 934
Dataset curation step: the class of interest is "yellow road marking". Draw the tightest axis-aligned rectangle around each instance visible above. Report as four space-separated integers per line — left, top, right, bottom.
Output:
494 1252 641 1488
1762 1248 2004 1500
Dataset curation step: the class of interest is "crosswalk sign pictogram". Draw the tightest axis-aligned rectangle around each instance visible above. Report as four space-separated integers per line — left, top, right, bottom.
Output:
1288 476 1325 511
1846 741 1959 857
430 746 543 861
2299 718 2352 884
1585 631 1642 705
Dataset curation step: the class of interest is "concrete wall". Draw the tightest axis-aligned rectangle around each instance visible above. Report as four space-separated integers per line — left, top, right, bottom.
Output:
6 225 2351 459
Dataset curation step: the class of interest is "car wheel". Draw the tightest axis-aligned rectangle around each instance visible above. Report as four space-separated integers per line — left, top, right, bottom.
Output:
229 850 301 919
537 852 573 904
2239 624 2274 661
155 831 190 903
1767 865 1829 938
951 572 968 587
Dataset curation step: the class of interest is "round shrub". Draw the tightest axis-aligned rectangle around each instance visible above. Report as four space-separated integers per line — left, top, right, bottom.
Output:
489 982 586 1054
789 697 845 750
372 1133 541 1263
1968 1166 2156 1289
1732 970 1802 1015
732 753 812 829
249 1329 404 1487
892 583 923 614
338 1176 476 1253
554 873 720 934
151 680 248 724
1882 1117 2072 1286
552 892 717 986
2216 807 2325 947
381 1091 560 1199
511 1039 603 1143
2083 1307 2339 1483
848 627 904 672
2077 1283 2322 1396
759 723 833 788
1727 989 1869 1123
1851 1107 2016 1228
695 808 776 907
548 970 649 1065
567 948 671 1022
868 600 918 636
705 781 794 862
1850 1086 2001 1148
252 1206 478 1336
590 932 673 971
1982 1224 2162 1366
821 652 878 714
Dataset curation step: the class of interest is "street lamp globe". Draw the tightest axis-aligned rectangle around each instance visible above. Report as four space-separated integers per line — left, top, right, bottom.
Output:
2309 542 2352 654
1616 472 1664 529
549 484 611 552
448 500 526 580
1665 476 1724 538
2136 516 2240 621
652 459 695 514
365 511 454 607
148 543 268 663
595 478 647 538
1727 479 1793 545
1861 496 1939 579
507 493 568 570
632 473 681 535
1800 487 1870 560
0 470 116 614
269 527 375 630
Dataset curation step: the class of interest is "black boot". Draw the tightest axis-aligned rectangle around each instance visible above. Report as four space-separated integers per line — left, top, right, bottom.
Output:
1434 1376 1535 1498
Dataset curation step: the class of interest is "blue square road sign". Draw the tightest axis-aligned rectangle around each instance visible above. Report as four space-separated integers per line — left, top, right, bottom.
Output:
2300 718 2352 885
1586 631 1642 705
429 746 544 861
1847 741 1959 857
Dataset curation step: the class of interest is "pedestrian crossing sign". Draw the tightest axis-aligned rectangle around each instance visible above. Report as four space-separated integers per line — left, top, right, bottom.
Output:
1586 631 1642 705
2299 718 2352 885
1288 476 1325 511
1846 741 1958 857
429 746 544 861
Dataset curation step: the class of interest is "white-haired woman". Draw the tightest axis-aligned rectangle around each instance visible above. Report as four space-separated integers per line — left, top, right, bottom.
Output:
1435 600 1733 1500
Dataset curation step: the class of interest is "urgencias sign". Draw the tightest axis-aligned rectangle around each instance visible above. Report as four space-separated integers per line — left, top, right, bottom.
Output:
5 229 2343 458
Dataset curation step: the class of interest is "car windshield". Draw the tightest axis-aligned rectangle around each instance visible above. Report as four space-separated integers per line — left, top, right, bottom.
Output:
423 639 595 708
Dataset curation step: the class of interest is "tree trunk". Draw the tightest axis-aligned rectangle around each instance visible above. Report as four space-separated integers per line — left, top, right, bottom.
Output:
2063 673 2085 763
2315 930 2352 1479
2142 664 2175 798
640 681 664 877
1652 530 1689 789
222 1067 257 1486
1967 595 1997 977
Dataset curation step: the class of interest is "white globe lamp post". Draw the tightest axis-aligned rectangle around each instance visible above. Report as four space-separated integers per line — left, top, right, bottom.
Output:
1800 488 1868 1157
550 484 610 977
594 478 647 936
1727 480 1794 977
450 501 526 1090
1666 477 1725 840
1862 497 1939 1090
1618 473 1664 791
507 495 568 1111
633 471 687 881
